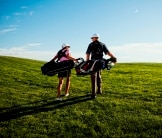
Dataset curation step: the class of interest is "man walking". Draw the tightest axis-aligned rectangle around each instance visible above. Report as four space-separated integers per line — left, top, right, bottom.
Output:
86 33 117 99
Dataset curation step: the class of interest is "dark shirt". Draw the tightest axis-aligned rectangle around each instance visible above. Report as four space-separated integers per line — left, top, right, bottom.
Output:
86 40 109 60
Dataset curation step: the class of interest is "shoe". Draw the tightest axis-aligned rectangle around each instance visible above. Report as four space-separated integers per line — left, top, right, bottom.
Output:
65 93 69 97
91 94 96 99
56 97 62 101
97 87 102 94
97 91 102 94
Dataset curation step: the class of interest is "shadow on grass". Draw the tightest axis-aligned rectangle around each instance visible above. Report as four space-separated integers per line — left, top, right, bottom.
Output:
0 94 92 122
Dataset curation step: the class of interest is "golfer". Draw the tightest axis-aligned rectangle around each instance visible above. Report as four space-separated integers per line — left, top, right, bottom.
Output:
86 33 117 99
51 43 78 101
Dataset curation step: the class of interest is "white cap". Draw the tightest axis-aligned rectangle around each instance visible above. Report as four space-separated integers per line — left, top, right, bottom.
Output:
91 33 100 38
62 43 70 49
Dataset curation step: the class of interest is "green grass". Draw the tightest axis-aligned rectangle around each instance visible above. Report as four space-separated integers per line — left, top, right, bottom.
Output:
0 56 162 138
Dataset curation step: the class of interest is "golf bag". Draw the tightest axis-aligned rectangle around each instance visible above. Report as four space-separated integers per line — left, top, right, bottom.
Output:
41 60 74 76
75 57 116 76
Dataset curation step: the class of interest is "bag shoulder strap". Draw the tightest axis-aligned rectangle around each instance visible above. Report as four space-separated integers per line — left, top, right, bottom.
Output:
57 49 67 61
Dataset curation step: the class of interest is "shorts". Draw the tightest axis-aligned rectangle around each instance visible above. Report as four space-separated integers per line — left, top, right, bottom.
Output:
58 70 71 78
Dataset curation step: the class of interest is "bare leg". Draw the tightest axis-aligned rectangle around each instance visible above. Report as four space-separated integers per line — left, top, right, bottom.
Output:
57 77 64 97
65 76 70 95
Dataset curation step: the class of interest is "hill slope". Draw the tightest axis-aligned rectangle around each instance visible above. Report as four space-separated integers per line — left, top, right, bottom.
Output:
0 56 162 137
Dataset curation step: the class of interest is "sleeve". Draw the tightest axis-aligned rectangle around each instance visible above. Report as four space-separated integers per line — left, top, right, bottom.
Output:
86 44 92 54
102 43 109 55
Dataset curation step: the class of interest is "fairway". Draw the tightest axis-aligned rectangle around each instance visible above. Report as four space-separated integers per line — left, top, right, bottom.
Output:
0 56 162 137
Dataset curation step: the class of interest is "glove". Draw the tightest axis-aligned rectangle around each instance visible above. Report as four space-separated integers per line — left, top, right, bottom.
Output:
110 57 117 63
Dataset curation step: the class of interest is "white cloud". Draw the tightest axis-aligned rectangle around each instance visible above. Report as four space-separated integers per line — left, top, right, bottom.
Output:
8 25 19 28
11 43 42 51
0 43 83 61
3 16 10 20
0 42 162 62
110 42 162 62
0 48 54 61
13 12 26 16
27 43 41 47
13 11 34 16
0 43 52 61
0 25 18 34
0 27 16 34
29 11 34 16
134 9 139 13
21 6 28 9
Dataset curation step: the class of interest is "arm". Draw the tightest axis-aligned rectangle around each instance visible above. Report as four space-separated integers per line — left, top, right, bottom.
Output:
86 53 90 61
106 51 115 58
106 51 117 63
50 54 58 62
67 55 78 62
86 44 91 61
102 43 116 59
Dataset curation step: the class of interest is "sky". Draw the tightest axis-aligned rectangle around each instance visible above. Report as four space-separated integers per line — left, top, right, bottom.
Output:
0 0 162 62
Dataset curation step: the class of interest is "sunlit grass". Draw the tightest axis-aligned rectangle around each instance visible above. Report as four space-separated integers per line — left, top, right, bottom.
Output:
0 56 162 137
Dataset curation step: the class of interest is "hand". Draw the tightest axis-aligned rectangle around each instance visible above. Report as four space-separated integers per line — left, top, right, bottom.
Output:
111 57 117 63
74 59 79 63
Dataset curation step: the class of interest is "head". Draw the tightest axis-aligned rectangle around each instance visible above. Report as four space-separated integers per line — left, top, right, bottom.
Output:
62 43 70 50
91 33 100 42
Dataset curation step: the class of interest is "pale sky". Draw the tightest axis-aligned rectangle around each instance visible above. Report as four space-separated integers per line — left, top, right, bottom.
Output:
0 0 162 62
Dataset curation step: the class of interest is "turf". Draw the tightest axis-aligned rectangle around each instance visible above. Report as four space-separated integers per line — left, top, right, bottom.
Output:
0 56 162 137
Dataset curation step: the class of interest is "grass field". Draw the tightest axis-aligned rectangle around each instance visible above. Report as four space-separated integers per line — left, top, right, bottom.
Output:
0 56 162 138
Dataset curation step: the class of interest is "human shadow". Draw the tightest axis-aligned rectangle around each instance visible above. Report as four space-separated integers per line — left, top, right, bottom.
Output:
0 94 92 122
